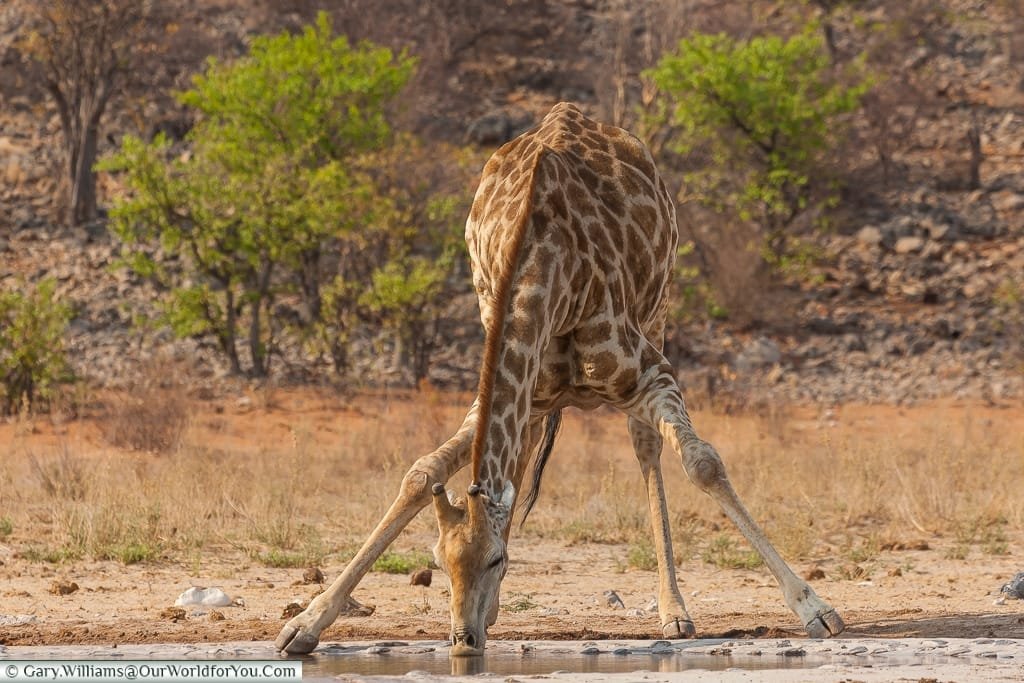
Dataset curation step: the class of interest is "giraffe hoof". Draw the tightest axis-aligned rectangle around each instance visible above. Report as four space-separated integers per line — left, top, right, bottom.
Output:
275 625 320 654
804 609 845 638
662 617 696 639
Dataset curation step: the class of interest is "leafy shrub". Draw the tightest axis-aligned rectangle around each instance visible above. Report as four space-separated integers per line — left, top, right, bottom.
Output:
0 278 73 414
647 24 869 273
100 12 423 378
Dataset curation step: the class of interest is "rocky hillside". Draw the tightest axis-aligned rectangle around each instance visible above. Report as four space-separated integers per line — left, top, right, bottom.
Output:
1 0 1022 406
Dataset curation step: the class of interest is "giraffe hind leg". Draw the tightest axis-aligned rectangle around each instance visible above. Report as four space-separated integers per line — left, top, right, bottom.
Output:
275 403 478 654
627 416 696 638
621 369 845 638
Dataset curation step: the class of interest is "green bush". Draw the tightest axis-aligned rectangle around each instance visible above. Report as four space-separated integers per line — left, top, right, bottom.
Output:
100 12 423 377
647 24 869 273
0 278 73 414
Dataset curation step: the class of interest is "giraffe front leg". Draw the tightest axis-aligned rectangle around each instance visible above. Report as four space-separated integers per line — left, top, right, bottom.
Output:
627 416 695 638
676 437 845 637
275 404 477 654
624 371 845 638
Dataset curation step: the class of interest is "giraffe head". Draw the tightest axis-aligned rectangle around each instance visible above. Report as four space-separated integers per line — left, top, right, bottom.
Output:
431 480 515 656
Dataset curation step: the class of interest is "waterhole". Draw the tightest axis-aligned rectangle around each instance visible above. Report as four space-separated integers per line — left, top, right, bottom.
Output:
4 637 1022 680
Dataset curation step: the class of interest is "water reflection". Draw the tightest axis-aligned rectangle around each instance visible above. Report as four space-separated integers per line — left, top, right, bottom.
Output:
307 650 820 677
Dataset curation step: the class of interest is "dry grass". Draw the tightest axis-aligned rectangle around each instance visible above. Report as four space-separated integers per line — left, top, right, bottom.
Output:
99 362 192 454
0 390 1021 574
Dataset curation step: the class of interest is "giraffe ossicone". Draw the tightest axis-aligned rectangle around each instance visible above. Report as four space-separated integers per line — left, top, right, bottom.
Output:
274 102 844 657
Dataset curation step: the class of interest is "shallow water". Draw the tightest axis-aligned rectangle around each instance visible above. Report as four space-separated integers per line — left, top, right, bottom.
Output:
304 640 816 677
4 637 1022 680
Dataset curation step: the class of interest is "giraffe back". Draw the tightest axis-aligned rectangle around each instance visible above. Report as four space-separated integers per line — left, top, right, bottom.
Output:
466 103 678 425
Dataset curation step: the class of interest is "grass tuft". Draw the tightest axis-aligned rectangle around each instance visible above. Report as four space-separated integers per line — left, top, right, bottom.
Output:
701 534 763 570
626 539 658 571
502 592 539 613
372 550 433 574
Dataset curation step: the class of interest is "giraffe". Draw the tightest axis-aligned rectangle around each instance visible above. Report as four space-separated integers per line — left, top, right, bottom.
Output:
275 102 844 657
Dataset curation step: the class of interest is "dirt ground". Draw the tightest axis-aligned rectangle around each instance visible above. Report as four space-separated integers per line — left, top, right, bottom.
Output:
1 521 1023 647
1 395 1023 648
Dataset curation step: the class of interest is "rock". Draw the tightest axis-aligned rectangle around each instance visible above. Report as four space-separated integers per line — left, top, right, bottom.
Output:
174 586 233 607
894 236 925 254
855 225 883 246
49 581 79 595
923 219 953 241
281 602 304 619
803 567 826 581
604 589 625 609
410 568 432 587
735 337 781 372
208 610 226 621
466 109 533 146
991 191 1024 214
159 606 187 622
302 567 325 585
1000 572 1024 599
0 615 37 626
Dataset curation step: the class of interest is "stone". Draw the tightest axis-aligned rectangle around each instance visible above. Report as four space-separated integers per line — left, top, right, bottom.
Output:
735 337 781 372
991 190 1024 214
409 568 432 587
302 567 325 584
855 225 883 246
1000 572 1024 599
894 236 925 254
49 581 79 595
603 589 625 609
466 109 533 146
174 586 232 607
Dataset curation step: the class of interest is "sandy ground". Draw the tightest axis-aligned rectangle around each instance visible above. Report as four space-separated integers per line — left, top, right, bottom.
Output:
1 533 1022 647
1 393 1023 682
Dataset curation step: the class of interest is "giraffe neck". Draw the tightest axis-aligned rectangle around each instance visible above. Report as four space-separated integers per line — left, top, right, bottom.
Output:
469 150 555 499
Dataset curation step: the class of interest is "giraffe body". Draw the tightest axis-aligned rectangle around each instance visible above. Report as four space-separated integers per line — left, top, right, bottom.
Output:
275 103 844 657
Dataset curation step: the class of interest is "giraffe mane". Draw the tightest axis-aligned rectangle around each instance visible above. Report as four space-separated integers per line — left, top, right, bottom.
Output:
470 145 552 486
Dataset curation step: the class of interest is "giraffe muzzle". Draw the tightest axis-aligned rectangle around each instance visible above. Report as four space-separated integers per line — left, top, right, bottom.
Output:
450 628 485 657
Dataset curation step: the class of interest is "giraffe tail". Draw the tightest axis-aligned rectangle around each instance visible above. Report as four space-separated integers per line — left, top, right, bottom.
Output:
518 409 563 527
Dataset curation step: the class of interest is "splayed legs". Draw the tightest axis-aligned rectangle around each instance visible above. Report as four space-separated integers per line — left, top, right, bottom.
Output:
622 368 844 638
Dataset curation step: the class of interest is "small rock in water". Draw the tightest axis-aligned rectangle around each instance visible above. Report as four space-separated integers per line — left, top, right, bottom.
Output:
175 587 233 607
999 571 1024 599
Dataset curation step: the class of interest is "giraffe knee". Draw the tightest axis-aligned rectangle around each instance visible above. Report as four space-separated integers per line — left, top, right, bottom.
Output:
399 469 433 504
681 439 726 492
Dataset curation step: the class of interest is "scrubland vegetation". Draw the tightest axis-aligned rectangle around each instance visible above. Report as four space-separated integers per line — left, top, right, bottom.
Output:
0 387 1019 578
